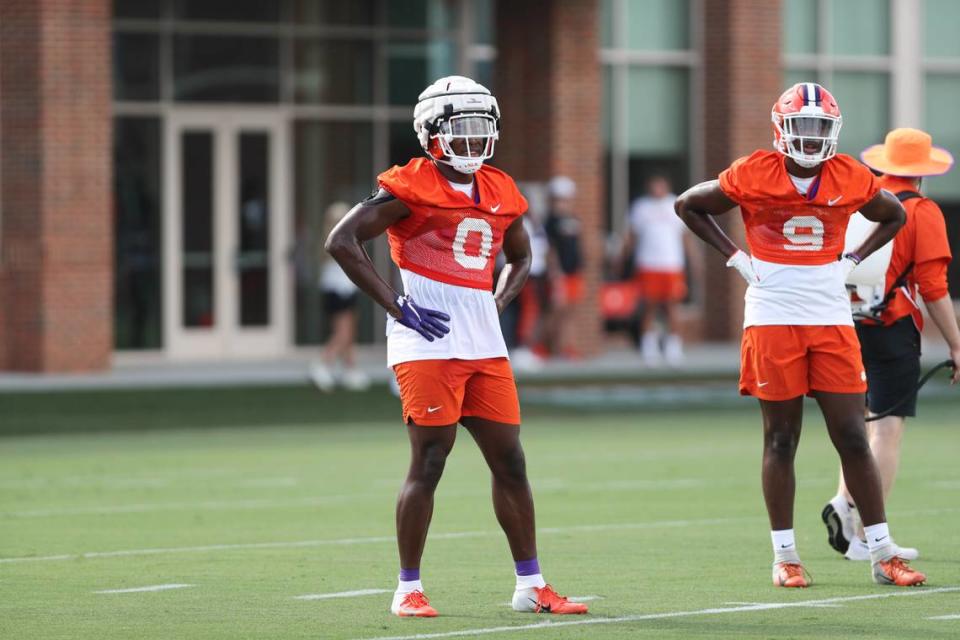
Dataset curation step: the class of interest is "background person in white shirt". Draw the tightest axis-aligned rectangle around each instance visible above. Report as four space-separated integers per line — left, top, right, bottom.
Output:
624 175 693 364
309 202 370 392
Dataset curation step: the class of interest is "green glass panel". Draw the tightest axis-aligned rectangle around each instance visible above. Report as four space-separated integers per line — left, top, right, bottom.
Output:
923 75 960 198
625 0 689 51
387 0 459 29
924 0 960 59
782 0 818 55
602 66 613 148
830 72 889 157
626 67 688 154
601 0 614 47
387 39 456 106
830 0 889 56
473 0 494 45
783 69 817 92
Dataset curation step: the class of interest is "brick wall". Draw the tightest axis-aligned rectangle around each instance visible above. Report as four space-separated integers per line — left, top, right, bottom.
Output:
495 0 604 355
701 0 783 340
0 0 112 371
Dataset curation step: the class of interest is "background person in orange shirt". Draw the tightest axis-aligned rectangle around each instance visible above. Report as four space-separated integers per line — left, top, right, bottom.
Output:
823 128 960 562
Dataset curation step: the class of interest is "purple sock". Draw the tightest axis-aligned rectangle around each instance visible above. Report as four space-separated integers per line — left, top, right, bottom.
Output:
399 568 420 582
515 558 540 576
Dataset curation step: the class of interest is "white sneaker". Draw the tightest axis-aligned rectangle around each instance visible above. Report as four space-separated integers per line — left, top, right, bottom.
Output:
844 537 870 561
341 368 370 391
821 495 857 555
309 363 336 392
844 537 919 562
641 333 661 366
664 334 684 365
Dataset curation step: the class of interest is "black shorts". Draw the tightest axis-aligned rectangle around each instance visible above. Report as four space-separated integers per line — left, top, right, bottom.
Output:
856 317 921 417
323 291 357 315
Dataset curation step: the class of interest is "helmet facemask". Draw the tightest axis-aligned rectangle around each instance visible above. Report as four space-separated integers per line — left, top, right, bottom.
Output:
773 111 842 168
431 113 498 175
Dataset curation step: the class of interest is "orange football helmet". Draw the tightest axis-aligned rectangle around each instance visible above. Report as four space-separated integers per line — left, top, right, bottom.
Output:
772 82 842 168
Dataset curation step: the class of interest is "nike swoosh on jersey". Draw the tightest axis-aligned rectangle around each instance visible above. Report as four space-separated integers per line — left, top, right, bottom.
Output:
758 381 770 387
491 203 501 212
427 406 442 413
828 195 843 206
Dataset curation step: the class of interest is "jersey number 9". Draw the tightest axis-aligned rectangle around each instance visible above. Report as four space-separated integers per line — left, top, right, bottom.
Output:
782 215 824 251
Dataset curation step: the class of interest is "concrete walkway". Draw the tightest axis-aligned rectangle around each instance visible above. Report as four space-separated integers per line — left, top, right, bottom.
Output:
0 339 953 392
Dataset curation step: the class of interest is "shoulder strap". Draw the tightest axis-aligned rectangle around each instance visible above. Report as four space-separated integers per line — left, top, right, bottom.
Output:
896 190 922 202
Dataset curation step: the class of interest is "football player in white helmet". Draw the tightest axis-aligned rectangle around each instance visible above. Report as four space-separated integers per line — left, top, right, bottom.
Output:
326 76 588 618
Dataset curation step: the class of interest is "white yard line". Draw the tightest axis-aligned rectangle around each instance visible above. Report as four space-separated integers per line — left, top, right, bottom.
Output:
352 587 960 640
0 516 758 564
928 614 960 620
94 583 193 594
1 479 715 519
294 589 391 601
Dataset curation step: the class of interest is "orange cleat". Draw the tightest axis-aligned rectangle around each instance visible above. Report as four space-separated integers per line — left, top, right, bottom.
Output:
772 562 810 588
390 590 438 617
512 585 589 614
873 556 926 586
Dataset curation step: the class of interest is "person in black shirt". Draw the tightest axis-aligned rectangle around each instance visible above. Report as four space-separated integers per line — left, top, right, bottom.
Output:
543 176 583 358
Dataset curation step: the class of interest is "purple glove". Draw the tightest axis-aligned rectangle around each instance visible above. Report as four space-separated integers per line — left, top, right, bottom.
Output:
395 295 450 342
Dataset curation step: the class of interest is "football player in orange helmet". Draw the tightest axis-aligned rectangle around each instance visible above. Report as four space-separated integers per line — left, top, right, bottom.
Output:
326 76 587 617
675 83 925 587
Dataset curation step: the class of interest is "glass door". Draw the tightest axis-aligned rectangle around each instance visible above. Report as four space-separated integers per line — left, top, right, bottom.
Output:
164 110 290 359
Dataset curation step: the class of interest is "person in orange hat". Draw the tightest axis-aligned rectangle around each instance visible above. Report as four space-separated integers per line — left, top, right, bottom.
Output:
822 128 960 562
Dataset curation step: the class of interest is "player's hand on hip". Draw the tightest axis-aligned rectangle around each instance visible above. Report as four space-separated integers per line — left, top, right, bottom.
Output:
949 347 960 385
726 250 759 285
840 253 861 281
396 295 450 341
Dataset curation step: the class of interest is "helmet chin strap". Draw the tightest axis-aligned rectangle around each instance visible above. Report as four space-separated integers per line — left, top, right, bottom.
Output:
434 155 483 175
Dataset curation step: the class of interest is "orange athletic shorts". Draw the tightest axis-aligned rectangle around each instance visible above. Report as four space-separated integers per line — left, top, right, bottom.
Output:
635 270 687 302
393 357 521 426
739 325 867 401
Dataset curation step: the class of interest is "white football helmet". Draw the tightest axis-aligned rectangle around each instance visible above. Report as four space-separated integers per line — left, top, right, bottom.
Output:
413 75 500 175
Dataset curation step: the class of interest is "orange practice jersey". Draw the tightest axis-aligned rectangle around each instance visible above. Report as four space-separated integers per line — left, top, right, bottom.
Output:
719 150 881 266
869 175 952 329
379 158 528 290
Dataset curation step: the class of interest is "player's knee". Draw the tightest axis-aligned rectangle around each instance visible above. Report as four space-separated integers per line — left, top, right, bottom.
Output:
834 426 870 458
765 431 798 461
413 444 450 487
495 445 528 485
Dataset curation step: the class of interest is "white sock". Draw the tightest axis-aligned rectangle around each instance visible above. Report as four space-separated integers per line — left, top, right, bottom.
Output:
864 522 896 561
515 573 546 590
771 529 800 563
396 578 423 595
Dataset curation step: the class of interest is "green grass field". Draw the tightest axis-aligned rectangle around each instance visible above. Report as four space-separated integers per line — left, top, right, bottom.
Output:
2 387 959 639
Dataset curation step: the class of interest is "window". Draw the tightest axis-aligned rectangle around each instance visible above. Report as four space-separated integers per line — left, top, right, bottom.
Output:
113 0 494 347
114 117 163 349
601 0 696 234
781 0 892 156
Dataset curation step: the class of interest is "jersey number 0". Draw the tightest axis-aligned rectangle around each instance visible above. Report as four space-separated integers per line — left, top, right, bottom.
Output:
452 217 493 269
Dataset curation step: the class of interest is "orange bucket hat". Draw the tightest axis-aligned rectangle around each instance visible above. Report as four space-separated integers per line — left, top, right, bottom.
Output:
861 128 954 177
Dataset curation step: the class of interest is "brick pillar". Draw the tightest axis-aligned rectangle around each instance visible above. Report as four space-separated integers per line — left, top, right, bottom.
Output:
495 0 604 355
700 0 782 340
0 0 112 371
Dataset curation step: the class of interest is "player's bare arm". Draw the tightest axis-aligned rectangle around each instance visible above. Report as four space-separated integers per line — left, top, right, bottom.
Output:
494 216 532 314
325 190 411 318
848 189 906 262
674 180 740 259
